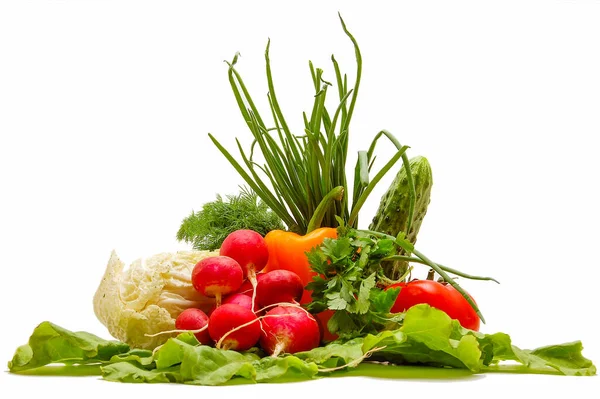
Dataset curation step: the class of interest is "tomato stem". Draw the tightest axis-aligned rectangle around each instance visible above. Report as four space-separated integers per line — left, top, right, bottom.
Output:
426 269 435 281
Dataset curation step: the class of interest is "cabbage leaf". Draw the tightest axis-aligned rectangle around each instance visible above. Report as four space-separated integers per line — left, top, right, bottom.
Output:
93 250 217 349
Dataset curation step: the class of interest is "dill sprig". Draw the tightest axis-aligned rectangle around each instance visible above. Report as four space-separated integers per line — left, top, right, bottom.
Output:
176 188 284 250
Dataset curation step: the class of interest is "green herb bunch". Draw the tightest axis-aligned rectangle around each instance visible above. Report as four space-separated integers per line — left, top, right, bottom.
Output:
306 225 404 339
306 222 502 339
177 188 284 250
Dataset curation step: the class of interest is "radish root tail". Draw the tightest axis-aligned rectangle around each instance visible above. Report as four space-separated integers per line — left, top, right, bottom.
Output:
271 341 286 358
215 313 301 350
317 346 387 373
144 324 208 338
248 267 258 312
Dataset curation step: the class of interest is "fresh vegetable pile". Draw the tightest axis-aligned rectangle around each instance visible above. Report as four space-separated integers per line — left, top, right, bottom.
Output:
7 15 596 384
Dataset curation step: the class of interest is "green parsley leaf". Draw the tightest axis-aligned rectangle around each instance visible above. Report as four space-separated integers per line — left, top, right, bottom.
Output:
326 292 348 310
307 226 408 338
370 286 400 313
354 273 376 314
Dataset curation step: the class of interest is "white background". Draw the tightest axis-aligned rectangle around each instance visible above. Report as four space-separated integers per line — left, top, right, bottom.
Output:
1 0 599 397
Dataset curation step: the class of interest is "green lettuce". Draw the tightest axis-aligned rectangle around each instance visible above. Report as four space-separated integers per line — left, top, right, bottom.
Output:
103 333 319 385
8 321 130 372
8 305 596 385
361 305 596 376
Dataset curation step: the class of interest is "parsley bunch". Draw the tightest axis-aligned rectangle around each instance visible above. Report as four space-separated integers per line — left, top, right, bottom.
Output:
306 226 404 339
307 224 498 340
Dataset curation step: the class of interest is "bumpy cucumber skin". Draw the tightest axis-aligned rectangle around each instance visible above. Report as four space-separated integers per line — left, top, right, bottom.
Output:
369 156 433 279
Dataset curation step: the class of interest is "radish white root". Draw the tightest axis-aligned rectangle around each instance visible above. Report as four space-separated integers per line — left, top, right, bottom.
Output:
316 346 387 373
144 324 208 338
215 313 298 350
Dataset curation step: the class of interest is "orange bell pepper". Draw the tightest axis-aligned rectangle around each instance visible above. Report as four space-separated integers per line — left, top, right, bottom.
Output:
263 226 339 341
263 227 337 301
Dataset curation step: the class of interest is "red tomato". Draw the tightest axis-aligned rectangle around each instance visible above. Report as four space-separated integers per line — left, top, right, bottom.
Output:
387 280 480 331
314 309 338 343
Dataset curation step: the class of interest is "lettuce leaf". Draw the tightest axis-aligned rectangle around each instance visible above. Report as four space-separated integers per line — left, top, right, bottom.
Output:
8 321 130 372
8 305 596 385
361 305 596 376
103 334 318 385
102 363 183 383
486 341 596 376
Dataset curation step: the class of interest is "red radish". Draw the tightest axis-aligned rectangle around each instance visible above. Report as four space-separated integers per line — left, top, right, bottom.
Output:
259 306 320 356
255 270 303 308
222 293 253 311
220 230 269 277
236 273 267 296
220 230 269 309
192 256 243 307
208 304 261 351
175 308 212 345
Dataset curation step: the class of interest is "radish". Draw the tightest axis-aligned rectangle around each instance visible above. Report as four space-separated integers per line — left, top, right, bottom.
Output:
144 308 212 343
222 293 253 311
220 230 269 309
208 303 261 351
191 256 243 307
220 230 269 277
259 305 320 356
255 270 303 308
236 273 266 296
175 308 212 345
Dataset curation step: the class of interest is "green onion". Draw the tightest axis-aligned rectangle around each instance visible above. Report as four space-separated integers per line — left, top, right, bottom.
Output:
209 14 415 234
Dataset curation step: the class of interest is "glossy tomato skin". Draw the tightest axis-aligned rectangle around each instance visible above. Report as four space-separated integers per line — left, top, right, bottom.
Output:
387 280 480 331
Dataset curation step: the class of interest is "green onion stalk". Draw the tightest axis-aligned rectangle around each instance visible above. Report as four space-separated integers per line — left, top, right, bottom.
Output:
209 14 416 235
207 14 496 323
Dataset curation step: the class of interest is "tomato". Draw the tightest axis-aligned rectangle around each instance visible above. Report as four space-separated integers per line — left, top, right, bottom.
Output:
314 309 338 343
387 280 480 331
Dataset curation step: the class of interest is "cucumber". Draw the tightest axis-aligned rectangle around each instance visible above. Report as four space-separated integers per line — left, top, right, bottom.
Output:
369 156 433 280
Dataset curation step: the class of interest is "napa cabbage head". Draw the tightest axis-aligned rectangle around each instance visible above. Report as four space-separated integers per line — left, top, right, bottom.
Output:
93 250 217 349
